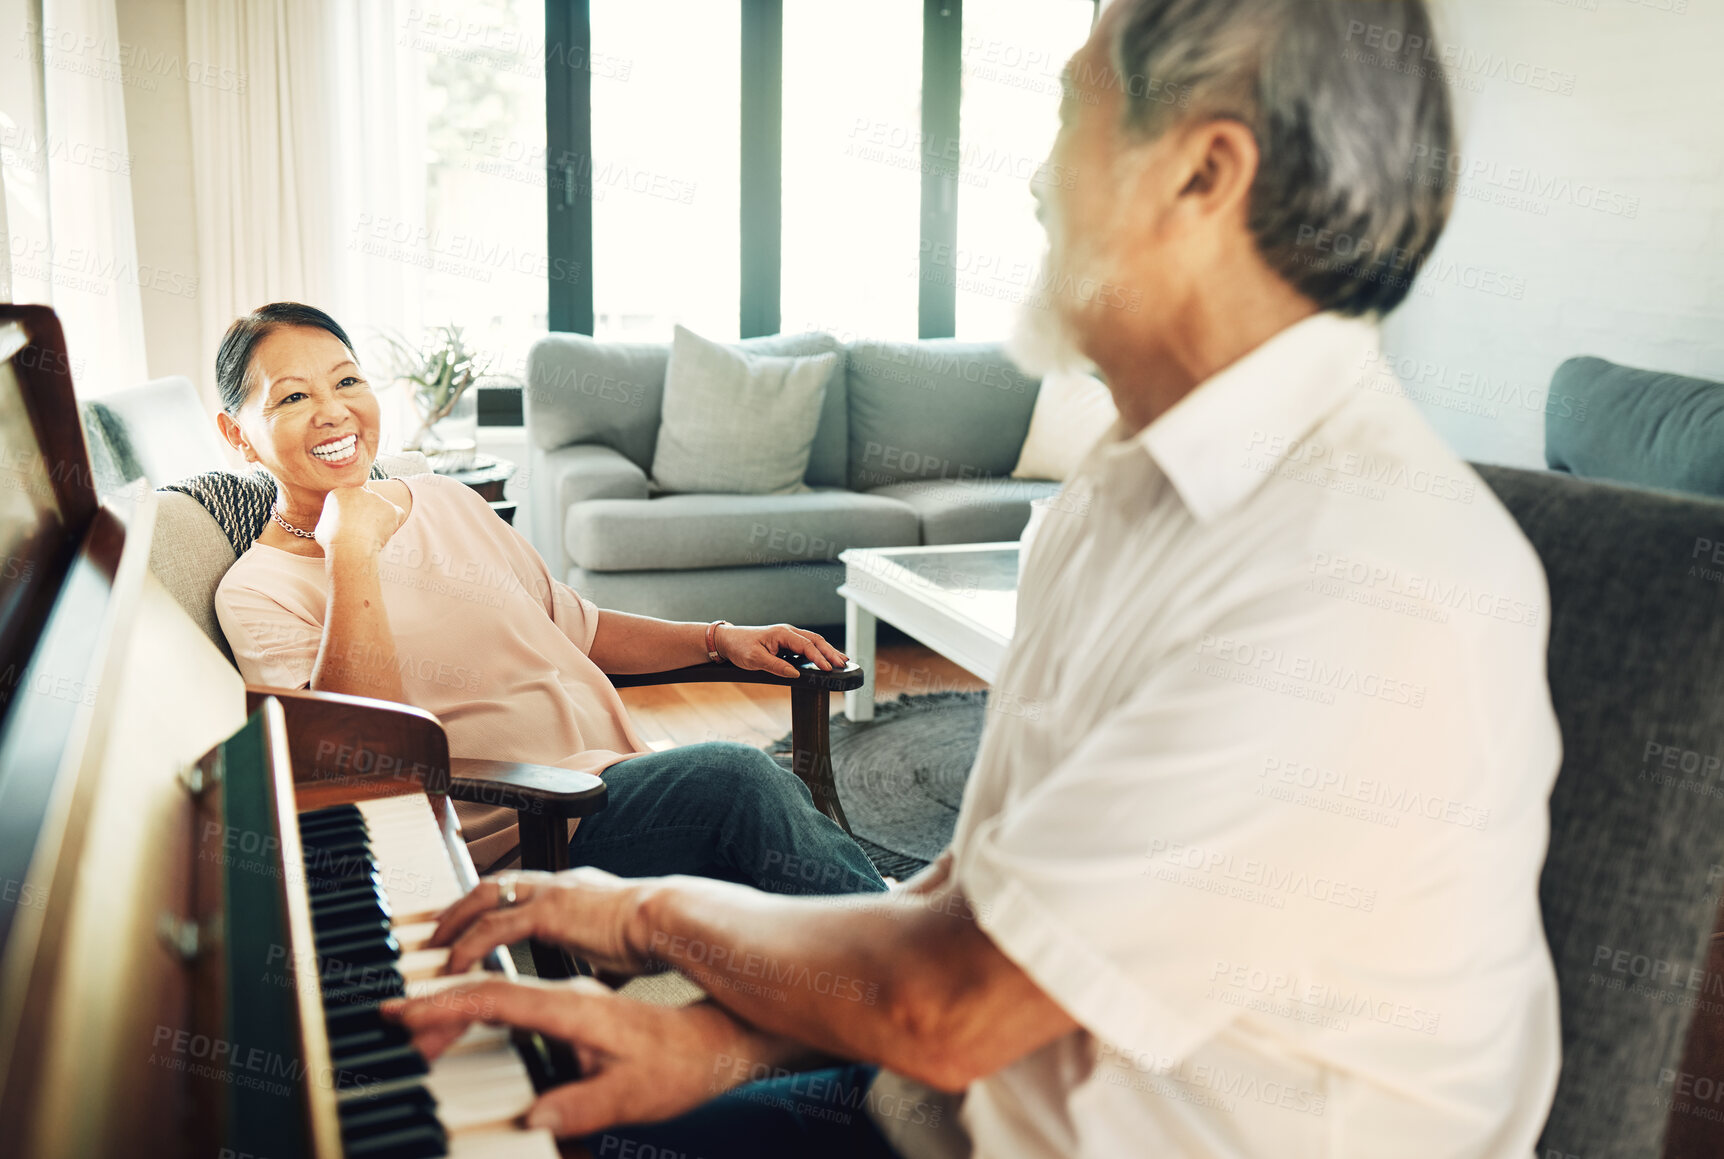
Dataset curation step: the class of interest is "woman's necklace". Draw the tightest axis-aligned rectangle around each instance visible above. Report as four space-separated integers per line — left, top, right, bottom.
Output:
271 507 316 539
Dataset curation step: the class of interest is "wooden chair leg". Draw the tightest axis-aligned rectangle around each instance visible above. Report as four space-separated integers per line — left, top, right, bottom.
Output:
790 685 851 833
517 810 576 979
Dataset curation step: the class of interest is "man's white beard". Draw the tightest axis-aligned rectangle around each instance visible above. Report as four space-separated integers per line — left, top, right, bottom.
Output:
1006 245 1099 379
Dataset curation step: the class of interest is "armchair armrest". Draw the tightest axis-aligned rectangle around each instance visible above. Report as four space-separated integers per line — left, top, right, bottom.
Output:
607 655 865 692
441 758 608 819
606 656 864 833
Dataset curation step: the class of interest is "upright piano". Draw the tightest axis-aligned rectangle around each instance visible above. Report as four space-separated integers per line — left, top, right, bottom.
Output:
0 306 576 1157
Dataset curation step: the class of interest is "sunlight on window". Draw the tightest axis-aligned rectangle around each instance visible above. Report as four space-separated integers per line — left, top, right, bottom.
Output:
780 0 922 342
955 1 1095 340
591 1 741 341
420 0 550 379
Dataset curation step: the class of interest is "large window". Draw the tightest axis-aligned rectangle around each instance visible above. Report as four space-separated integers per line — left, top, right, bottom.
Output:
590 1 741 341
780 0 923 341
955 1 1096 338
534 0 1099 358
420 0 551 372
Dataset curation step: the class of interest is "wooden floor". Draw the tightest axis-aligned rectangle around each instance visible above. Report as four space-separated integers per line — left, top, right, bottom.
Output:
616 638 989 751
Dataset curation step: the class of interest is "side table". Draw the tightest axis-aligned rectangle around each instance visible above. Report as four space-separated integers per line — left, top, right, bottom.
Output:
436 453 518 524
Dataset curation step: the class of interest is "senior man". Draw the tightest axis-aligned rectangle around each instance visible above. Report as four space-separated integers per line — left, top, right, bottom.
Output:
387 1 1562 1155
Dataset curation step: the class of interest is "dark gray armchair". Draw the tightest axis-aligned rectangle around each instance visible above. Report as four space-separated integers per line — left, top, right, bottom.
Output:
1476 464 1724 1158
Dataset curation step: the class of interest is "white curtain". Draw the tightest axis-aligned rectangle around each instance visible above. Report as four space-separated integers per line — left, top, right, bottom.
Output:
0 0 149 395
186 0 427 417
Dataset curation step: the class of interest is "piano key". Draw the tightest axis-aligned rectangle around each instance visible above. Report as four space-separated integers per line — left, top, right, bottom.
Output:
338 1084 439 1133
306 794 555 1158
421 1028 539 1132
398 947 456 982
328 1015 415 1062
309 874 389 907
356 796 466 922
446 1128 560 1159
391 921 439 952
312 891 394 928
344 1123 448 1159
315 916 394 948
321 965 408 1009
318 930 402 968
331 1043 430 1089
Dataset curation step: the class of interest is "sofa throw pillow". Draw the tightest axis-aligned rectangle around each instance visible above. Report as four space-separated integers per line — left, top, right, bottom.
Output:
650 325 840 495
1010 370 1119 481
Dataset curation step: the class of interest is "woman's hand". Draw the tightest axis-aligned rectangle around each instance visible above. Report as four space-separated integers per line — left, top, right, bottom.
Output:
717 623 848 677
382 978 779 1138
431 867 659 978
315 482 404 556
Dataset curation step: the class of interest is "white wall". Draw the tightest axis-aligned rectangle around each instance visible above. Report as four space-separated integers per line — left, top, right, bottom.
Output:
1385 0 1724 467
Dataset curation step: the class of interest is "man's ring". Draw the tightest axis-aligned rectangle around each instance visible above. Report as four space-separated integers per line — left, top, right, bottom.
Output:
498 873 522 908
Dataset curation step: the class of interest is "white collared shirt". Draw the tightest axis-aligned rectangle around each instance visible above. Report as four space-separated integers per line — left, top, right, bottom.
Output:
947 312 1562 1158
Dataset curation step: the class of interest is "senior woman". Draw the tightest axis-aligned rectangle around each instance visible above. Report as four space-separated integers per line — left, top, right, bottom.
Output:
212 302 883 897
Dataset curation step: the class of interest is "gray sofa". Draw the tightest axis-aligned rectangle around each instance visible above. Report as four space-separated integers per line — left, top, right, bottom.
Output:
524 332 1064 626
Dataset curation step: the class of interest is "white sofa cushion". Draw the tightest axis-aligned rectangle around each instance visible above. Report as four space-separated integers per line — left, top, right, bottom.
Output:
1010 370 1118 482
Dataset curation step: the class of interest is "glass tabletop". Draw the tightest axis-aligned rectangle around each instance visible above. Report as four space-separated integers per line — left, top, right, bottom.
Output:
847 545 1020 639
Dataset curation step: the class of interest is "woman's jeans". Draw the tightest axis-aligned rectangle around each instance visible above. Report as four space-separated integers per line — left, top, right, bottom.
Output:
565 742 895 1154
587 1063 899 1158
567 741 887 897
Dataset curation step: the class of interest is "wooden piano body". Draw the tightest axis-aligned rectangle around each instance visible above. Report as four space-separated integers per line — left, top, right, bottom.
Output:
0 306 569 1157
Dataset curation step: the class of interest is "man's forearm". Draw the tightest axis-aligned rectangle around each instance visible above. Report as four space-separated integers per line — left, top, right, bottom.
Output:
629 869 1075 1092
587 610 711 674
312 547 405 700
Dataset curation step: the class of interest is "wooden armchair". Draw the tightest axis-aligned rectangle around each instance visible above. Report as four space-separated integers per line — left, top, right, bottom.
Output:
251 652 864 979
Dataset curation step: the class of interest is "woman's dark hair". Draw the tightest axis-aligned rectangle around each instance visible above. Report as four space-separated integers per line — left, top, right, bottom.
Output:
215 302 357 414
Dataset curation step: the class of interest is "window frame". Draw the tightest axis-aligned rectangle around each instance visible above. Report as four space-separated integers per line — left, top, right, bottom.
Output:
539 0 1099 351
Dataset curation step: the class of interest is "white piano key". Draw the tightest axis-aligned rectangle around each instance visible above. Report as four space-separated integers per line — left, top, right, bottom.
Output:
398 946 456 981
356 793 467 922
424 1026 539 1132
446 1127 560 1159
392 920 440 952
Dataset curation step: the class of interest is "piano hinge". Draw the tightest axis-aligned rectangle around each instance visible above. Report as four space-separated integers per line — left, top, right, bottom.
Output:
156 912 207 962
178 750 224 796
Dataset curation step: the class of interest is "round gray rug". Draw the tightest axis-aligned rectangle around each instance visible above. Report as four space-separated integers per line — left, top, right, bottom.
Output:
767 690 986 878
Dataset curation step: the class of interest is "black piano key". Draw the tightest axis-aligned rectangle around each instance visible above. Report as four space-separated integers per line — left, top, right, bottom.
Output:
339 1094 443 1145
302 841 375 871
343 1123 448 1159
303 803 364 821
310 891 392 927
331 1044 430 1088
338 1084 437 1125
303 829 371 853
308 873 387 905
321 969 407 1009
300 828 370 850
304 852 382 886
325 999 401 1035
318 931 401 968
299 814 367 837
315 916 393 949
329 1020 415 1065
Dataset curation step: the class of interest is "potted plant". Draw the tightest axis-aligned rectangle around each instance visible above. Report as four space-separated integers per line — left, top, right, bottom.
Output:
381 324 503 471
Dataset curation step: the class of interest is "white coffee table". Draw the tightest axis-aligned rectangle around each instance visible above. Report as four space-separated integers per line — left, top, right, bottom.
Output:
836 542 1019 721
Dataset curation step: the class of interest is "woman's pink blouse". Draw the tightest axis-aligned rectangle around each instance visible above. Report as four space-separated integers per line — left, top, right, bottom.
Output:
215 471 653 871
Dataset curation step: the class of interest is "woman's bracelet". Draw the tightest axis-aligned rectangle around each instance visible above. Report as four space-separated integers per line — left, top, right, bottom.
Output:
705 619 733 664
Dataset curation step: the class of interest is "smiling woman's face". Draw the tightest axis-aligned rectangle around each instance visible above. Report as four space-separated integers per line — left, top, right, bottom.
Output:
220 325 381 502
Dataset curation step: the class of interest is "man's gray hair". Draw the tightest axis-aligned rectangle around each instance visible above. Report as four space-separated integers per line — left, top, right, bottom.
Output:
1106 0 1454 316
